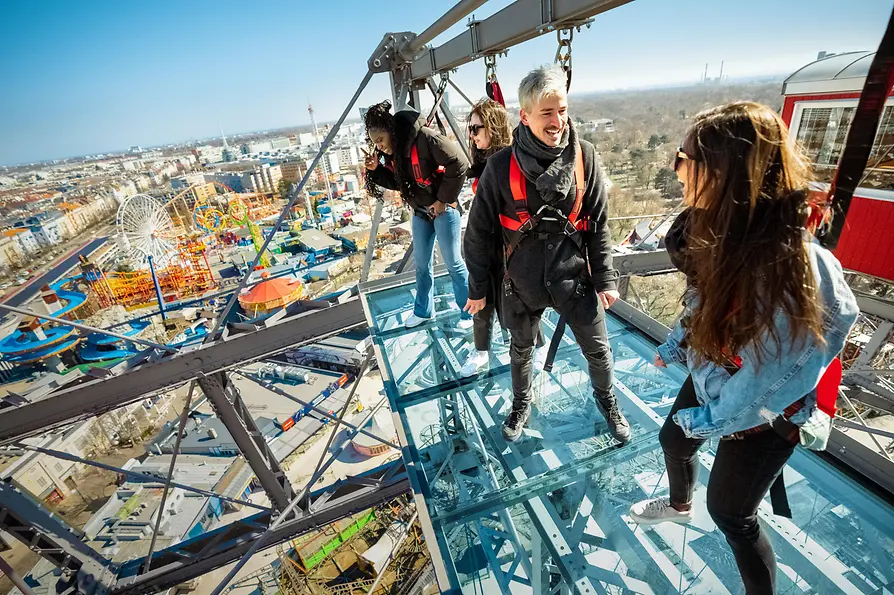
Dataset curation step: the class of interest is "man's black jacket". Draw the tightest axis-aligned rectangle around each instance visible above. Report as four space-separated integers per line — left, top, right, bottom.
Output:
464 138 618 312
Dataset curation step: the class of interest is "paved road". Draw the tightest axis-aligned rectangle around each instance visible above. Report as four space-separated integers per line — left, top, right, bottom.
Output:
1 237 108 308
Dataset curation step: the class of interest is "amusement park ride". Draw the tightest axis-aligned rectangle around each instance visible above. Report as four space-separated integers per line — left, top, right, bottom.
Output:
2 2 894 595
0 182 285 374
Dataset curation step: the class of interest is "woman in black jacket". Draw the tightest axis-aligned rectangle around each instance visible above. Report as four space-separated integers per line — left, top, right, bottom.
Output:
363 101 472 328
461 98 546 377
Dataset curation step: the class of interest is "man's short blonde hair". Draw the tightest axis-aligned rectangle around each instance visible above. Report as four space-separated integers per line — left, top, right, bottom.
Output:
518 65 568 112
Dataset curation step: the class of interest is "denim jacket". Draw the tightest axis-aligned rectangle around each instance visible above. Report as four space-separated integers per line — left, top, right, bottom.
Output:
657 239 859 439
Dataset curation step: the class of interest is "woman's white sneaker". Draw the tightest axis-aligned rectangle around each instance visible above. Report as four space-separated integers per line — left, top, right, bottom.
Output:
456 317 474 330
405 313 432 328
460 350 489 377
629 498 693 526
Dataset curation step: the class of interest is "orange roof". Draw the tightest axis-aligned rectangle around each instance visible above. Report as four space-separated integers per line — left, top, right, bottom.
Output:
238 276 303 305
2 229 28 237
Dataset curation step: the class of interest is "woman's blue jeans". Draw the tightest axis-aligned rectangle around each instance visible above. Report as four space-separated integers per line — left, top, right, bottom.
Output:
411 206 470 319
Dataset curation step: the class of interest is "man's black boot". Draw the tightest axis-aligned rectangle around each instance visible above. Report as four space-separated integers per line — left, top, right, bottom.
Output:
502 402 531 442
596 394 631 443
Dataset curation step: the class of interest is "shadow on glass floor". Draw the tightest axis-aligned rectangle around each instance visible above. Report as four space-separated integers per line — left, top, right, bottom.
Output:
359 273 894 594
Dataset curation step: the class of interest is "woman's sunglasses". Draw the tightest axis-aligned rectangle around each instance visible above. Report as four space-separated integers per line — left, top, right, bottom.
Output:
468 124 484 136
673 148 697 172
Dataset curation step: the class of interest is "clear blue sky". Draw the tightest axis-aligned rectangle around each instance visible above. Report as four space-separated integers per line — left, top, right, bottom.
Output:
1 0 890 166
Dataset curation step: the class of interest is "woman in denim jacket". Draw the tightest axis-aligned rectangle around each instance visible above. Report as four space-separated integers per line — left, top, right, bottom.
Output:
629 102 859 594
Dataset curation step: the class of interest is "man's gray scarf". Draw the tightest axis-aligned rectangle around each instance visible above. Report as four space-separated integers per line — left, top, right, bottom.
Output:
512 122 578 205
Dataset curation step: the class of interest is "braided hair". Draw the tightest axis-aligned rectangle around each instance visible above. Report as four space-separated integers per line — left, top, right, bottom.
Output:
363 100 411 201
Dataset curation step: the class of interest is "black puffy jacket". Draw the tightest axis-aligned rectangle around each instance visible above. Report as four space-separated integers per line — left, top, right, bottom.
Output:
366 110 469 211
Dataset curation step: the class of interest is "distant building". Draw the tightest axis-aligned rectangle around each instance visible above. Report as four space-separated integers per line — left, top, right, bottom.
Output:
245 163 282 194
342 174 360 194
1 228 39 255
195 145 224 164
291 229 342 256
248 140 273 154
298 132 317 147
0 422 97 504
0 235 22 268
279 160 303 183
271 137 291 150
338 146 361 168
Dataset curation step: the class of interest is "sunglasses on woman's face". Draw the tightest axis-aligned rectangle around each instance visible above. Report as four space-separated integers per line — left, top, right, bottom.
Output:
468 124 484 136
673 148 697 172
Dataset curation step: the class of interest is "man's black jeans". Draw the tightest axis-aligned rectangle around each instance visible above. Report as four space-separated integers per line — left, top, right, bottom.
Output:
660 376 796 594
508 306 613 407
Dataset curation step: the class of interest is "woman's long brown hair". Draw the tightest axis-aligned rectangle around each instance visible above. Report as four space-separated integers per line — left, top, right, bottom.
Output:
470 98 512 158
682 101 824 366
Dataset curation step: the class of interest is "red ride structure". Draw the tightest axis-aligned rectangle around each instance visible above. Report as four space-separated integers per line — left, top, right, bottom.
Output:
782 51 894 281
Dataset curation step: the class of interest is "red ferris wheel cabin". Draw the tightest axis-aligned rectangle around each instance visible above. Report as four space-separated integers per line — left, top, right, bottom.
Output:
782 51 894 282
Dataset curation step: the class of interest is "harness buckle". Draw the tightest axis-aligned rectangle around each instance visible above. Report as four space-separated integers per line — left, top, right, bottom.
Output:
518 218 536 234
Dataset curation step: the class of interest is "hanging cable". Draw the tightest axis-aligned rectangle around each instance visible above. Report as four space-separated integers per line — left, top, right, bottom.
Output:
426 74 449 127
555 28 573 92
485 54 505 106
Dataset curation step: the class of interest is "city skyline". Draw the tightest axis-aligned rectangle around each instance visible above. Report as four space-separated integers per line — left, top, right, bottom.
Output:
1 0 890 166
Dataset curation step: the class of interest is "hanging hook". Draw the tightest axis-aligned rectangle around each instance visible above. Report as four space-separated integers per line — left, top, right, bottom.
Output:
555 28 573 91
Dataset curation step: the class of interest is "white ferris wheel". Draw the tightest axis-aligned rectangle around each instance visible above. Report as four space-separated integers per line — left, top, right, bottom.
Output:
115 194 177 267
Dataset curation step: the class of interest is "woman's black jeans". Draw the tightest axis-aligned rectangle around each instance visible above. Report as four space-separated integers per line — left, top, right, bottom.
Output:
659 376 796 594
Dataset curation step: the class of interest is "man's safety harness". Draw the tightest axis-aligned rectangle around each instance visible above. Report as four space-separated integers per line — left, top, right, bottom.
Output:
499 144 596 372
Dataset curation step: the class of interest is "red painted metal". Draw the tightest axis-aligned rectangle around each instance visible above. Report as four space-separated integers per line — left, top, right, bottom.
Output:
784 89 894 281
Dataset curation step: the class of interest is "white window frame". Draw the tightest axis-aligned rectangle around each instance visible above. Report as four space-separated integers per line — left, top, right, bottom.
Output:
789 97 894 202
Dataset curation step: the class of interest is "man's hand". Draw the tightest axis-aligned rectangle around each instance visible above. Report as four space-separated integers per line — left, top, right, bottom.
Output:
598 290 620 310
654 354 666 368
464 298 486 315
362 148 378 171
431 201 450 217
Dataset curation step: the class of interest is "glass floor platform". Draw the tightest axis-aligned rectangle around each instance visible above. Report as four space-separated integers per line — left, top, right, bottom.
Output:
358 270 894 595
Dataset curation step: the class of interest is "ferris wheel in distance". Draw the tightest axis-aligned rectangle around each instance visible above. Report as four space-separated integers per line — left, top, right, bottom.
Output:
115 194 178 267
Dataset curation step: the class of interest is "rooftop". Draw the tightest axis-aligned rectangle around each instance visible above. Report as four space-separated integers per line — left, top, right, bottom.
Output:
783 51 876 95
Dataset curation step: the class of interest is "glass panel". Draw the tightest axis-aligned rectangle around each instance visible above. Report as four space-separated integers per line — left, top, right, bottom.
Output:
361 272 894 594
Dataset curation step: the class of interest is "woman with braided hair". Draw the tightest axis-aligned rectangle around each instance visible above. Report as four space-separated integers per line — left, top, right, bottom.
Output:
363 100 472 329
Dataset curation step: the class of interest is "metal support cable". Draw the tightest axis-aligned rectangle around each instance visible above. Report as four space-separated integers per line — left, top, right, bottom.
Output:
205 356 382 595
234 370 399 449
8 442 268 511
141 382 195 575
209 69 375 338
0 554 37 595
360 199 385 284
426 77 472 164
0 302 176 353
447 77 475 108
633 204 682 249
303 353 373 510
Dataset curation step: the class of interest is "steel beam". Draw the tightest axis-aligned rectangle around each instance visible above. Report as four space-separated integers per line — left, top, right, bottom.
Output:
408 0 633 82
0 482 116 595
360 200 384 283
406 0 490 55
198 372 295 512
111 462 410 595
855 292 894 322
0 299 366 445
